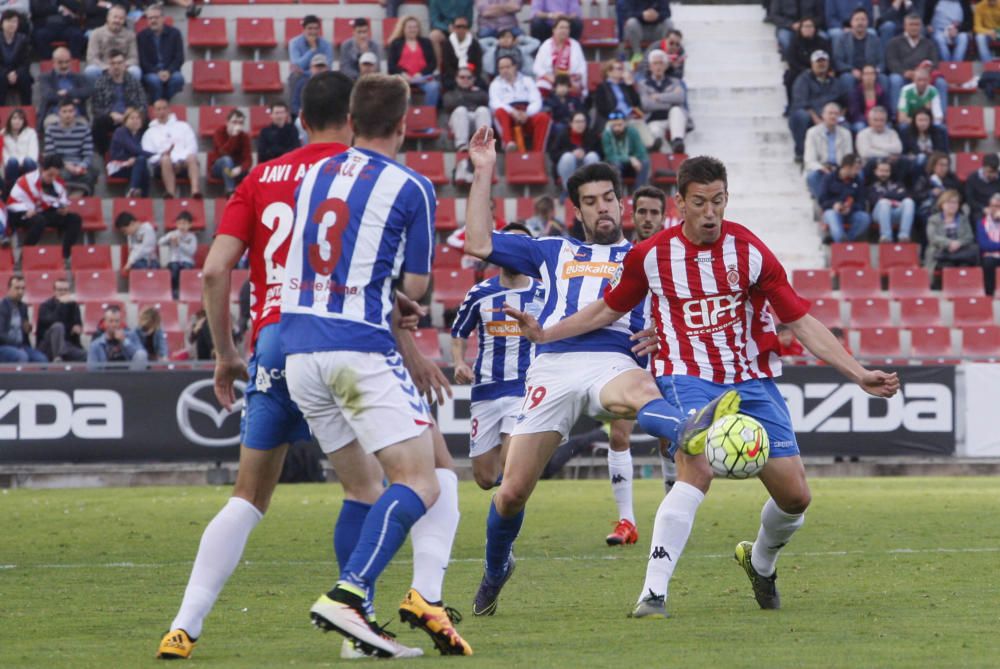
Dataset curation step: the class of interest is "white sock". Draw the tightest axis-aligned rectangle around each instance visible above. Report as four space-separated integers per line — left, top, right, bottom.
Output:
607 448 635 524
171 497 263 639
409 469 460 603
751 497 805 577
638 482 704 601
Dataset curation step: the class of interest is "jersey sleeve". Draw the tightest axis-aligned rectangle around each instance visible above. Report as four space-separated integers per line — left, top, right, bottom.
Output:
485 232 547 278
215 172 257 243
603 244 650 313
754 241 811 323
402 178 435 275
450 286 482 339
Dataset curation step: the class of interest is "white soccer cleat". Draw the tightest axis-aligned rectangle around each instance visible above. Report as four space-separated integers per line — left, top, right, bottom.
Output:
311 592 423 659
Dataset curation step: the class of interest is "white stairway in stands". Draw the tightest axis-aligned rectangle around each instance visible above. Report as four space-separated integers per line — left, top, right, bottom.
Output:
671 3 823 270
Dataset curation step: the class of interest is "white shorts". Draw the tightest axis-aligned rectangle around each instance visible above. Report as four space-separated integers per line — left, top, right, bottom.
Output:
286 349 432 455
469 395 522 458
512 351 640 442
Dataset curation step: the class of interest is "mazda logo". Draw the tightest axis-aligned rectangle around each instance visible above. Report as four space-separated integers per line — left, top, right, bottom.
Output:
176 379 246 448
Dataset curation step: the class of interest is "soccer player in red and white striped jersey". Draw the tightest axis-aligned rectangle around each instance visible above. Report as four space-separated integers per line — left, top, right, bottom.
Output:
507 156 900 617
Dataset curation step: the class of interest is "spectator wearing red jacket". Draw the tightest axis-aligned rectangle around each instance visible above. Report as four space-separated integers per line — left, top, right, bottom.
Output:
209 109 252 197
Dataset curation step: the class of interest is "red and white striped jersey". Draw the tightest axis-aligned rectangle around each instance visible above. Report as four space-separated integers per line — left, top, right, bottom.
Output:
604 220 810 383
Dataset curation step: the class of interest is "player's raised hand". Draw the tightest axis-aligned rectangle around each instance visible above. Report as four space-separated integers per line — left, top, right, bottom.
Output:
502 304 544 343
859 369 900 398
468 126 496 171
630 326 659 357
214 355 249 410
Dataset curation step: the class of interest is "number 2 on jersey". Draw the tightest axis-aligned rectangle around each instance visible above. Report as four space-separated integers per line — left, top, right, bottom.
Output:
260 202 294 285
308 198 350 276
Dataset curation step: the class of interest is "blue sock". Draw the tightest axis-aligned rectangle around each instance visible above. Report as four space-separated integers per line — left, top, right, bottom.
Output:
493 473 503 488
340 484 426 595
485 499 523 584
333 500 374 616
637 398 685 444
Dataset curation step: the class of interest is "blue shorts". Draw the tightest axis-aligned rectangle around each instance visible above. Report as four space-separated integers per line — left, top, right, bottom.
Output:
241 324 311 450
656 376 799 459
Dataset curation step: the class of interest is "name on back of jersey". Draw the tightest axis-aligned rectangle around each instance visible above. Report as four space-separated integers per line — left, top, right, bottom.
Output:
286 276 360 295
259 162 313 184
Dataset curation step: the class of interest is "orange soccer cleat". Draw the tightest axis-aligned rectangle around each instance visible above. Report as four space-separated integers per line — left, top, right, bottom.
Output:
606 519 639 546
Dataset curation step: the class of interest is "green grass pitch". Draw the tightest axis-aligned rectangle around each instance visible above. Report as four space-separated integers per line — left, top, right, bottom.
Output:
2 477 999 668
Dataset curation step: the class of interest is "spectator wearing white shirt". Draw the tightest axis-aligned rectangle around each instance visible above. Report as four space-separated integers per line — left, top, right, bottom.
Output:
159 210 197 298
115 211 159 272
140 98 201 198
855 105 903 174
489 54 551 151
532 17 587 96
2 107 37 189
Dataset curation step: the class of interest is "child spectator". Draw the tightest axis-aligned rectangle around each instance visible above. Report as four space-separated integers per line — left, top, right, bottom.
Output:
543 73 585 138
2 107 37 190
130 306 167 362
116 211 159 272
867 158 915 242
108 107 152 197
209 109 251 197
924 189 977 276
159 210 197 298
483 28 534 76
819 153 871 242
975 192 1000 296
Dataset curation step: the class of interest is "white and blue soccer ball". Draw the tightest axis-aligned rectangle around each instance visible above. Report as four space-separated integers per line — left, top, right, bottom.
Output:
704 414 769 479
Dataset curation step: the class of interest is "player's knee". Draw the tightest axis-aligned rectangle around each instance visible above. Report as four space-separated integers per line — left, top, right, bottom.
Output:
625 377 663 410
472 466 498 490
494 484 529 515
777 490 811 515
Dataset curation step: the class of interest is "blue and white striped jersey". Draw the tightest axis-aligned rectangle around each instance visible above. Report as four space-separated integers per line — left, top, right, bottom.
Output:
486 232 649 360
451 276 542 402
280 147 436 354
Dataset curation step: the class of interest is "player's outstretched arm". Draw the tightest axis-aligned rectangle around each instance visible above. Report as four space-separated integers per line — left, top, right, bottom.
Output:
203 234 249 409
504 298 625 345
786 313 900 398
463 126 497 260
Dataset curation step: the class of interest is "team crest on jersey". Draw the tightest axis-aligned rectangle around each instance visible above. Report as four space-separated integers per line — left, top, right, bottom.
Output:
726 264 740 289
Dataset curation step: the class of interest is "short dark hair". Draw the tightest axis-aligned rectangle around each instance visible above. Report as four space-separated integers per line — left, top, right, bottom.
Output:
270 101 289 111
227 108 245 122
41 154 64 170
553 15 573 29
632 185 667 210
677 156 728 197
502 222 532 236
1 9 20 23
496 54 516 69
850 7 868 19
567 162 622 209
302 14 320 27
984 154 1000 170
175 210 194 224
8 273 23 288
352 17 368 28
926 150 949 175
553 73 571 88
301 71 353 132
350 73 409 140
108 48 125 60
840 153 860 168
58 97 75 110
497 28 514 39
114 212 137 229
903 12 922 22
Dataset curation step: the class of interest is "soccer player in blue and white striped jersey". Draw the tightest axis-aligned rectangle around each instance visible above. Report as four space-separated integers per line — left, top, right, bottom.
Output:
451 223 541 490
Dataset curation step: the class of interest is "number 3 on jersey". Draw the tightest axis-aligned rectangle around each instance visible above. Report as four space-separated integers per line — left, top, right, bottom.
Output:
308 198 350 275
523 385 547 411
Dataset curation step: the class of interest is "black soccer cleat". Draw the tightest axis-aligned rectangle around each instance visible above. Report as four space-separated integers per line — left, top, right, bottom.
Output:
734 541 780 609
472 553 515 616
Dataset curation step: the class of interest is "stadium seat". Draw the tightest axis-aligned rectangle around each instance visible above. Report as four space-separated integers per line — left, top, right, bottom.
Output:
849 297 891 328
112 197 154 227
0 247 13 271
432 268 476 308
406 151 448 185
434 244 463 269
178 269 205 307
164 198 207 231
938 61 974 93
70 245 112 271
199 105 237 138
830 242 870 271
71 197 106 233
39 58 80 73
74 270 118 302
129 270 173 303
23 270 63 302
435 197 458 232
961 325 1000 357
505 152 549 186
857 326 902 358
898 296 942 327
236 17 276 49
165 330 187 356
945 106 986 140
404 106 442 141
809 297 842 328
515 196 535 221
951 296 995 326
192 60 234 94
580 18 618 47
909 326 953 359
382 18 398 46
887 266 930 297
877 242 919 272
248 105 270 138
242 61 283 93
21 246 64 271
837 267 881 298
333 18 355 46
81 300 125 333
455 149 498 184
138 301 181 331
188 17 228 49
792 269 832 298
0 106 35 128
411 328 443 360
587 61 603 93
954 152 984 181
941 266 984 297
650 153 686 186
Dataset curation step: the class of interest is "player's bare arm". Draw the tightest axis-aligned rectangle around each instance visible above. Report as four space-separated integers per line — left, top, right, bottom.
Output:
463 126 497 260
401 272 431 302
450 338 474 384
504 298 624 345
785 313 900 398
202 233 249 409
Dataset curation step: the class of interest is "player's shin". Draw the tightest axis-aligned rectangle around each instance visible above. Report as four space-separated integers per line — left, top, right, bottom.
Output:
637 399 685 443
607 448 635 524
638 482 704 602
485 498 523 584
750 497 805 578
333 500 374 616
409 469 460 603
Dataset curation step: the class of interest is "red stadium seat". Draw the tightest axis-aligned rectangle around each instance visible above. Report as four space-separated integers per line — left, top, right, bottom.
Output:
951 296 994 326
945 106 986 140
0 106 36 129
587 61 603 93
39 58 80 73
837 267 881 298
112 197 154 226
0 246 13 270
455 148 498 184
411 328 443 360
242 61 283 93
792 269 832 298
898 296 942 327
199 105 236 138
334 18 354 45
129 270 172 303
809 297 842 328
23 270 64 303
188 17 229 49
580 18 618 47
164 198 207 231
857 326 902 358
70 245 112 271
166 330 187 356
230 269 249 302
406 151 448 185
938 61 974 93
877 242 919 271
179 269 205 306
192 60 234 93
650 152 686 186
505 152 548 185
138 301 181 331
434 244 463 269
962 325 1000 357
830 242 870 271
71 196 105 233
236 18 276 49
432 268 476 308
382 18 398 46
21 246 64 271
75 270 118 302
909 326 952 358
887 266 930 297
436 197 458 232
954 152 984 181
515 196 534 221
248 105 270 138
941 266 984 297
849 297 891 328
81 300 125 333
404 106 441 141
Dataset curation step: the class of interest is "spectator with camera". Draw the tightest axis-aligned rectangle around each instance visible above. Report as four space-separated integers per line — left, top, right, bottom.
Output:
87 305 148 370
